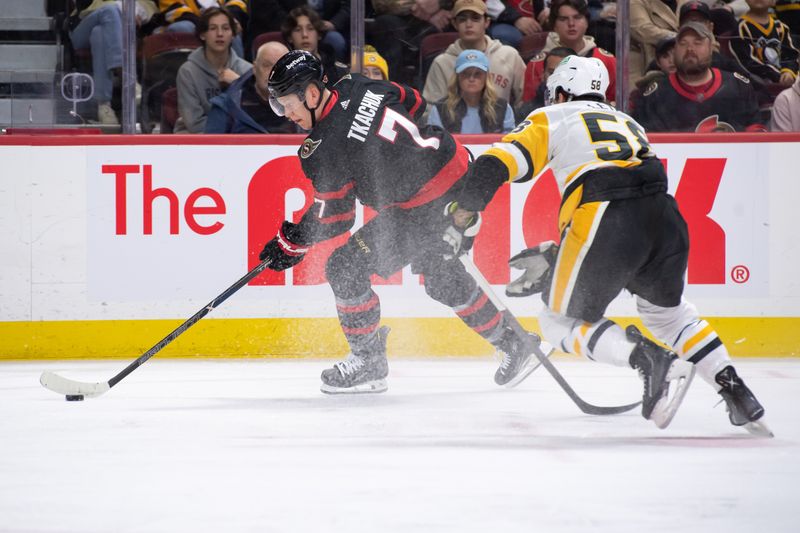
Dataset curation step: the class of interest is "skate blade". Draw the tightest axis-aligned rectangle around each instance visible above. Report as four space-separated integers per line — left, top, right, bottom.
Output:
320 379 388 395
502 342 554 389
743 418 774 438
651 360 696 429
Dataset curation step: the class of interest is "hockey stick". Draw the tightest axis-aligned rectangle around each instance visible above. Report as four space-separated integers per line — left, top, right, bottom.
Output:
459 255 641 416
40 258 274 399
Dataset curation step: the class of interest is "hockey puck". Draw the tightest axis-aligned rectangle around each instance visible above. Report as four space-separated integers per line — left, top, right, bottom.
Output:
65 395 84 402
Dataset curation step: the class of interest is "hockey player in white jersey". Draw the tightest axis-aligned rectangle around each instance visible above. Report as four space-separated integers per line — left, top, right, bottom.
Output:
445 55 771 434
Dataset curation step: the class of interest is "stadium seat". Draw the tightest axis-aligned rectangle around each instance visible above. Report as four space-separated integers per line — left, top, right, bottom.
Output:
251 31 285 58
139 32 201 133
418 32 459 83
519 32 549 62
159 86 179 134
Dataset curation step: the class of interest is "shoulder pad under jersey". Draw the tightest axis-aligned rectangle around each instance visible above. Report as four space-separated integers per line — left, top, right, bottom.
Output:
529 51 546 63
643 81 659 96
733 71 751 84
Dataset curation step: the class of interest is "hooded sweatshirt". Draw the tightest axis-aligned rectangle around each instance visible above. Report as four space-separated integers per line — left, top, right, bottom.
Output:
770 75 800 131
422 35 526 106
175 47 251 133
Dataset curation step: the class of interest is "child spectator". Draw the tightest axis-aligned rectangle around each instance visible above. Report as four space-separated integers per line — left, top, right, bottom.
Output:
175 7 251 133
427 49 516 133
423 0 526 107
629 0 678 87
282 6 349 85
732 0 799 87
362 46 390 80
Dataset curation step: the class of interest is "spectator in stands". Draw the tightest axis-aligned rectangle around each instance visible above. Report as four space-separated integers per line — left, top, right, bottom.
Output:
521 0 617 103
175 7 251 133
282 6 349 85
731 0 799 87
518 45 575 115
775 0 800 35
68 1 126 124
770 59 800 130
678 1 751 76
486 0 545 49
367 0 452 85
205 41 296 133
629 0 678 88
428 49 516 133
362 46 390 80
633 22 766 132
423 0 526 106
248 1 350 62
155 1 248 58
630 36 676 114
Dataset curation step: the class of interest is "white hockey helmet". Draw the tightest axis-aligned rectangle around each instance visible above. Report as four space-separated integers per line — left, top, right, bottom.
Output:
545 55 609 105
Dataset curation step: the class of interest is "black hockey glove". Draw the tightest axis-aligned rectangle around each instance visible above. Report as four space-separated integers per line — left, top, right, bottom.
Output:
441 202 481 260
260 221 309 271
506 241 559 297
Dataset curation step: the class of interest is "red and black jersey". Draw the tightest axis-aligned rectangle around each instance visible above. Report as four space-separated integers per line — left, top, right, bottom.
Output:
292 74 470 245
632 68 767 132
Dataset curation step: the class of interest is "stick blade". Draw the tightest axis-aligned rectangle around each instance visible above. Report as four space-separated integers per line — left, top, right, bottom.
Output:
40 371 111 398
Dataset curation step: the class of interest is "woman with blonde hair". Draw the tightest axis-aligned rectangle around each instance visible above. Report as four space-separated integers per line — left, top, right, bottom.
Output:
428 49 515 134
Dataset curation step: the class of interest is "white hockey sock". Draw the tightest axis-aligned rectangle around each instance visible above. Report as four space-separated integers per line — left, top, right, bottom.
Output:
674 319 732 389
577 320 635 368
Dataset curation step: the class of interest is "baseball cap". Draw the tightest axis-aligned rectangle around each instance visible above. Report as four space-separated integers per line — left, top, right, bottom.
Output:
363 49 388 80
455 49 489 73
452 0 487 17
679 1 711 23
677 21 713 42
655 36 676 56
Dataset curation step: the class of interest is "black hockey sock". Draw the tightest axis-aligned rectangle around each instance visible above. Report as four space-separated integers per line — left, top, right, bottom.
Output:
453 286 505 344
336 289 382 356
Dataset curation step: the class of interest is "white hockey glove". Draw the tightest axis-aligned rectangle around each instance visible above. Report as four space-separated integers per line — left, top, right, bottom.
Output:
442 202 481 260
506 241 559 297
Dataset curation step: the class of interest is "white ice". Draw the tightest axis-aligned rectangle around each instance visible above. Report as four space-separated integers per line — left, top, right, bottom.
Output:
1 357 798 533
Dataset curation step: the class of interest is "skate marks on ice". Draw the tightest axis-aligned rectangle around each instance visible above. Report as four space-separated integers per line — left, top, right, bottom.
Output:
0 358 797 533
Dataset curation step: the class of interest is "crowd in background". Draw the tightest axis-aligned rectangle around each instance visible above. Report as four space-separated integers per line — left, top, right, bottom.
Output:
62 0 800 132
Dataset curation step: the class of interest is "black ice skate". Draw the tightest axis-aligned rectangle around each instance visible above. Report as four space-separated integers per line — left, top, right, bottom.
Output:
494 326 553 388
715 366 773 437
627 325 695 429
320 326 390 394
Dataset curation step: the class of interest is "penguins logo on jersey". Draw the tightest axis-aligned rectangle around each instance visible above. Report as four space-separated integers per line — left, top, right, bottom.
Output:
300 138 322 159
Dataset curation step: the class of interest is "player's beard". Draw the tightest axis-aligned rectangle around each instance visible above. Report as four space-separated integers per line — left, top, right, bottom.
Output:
676 54 711 77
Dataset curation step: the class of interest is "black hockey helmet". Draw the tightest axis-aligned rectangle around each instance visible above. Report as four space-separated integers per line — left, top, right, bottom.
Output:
268 50 325 117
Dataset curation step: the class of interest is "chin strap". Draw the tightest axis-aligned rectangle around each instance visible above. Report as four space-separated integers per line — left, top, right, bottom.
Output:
305 82 329 129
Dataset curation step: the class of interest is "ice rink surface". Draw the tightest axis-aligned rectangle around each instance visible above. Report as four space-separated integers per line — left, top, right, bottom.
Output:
1 357 797 533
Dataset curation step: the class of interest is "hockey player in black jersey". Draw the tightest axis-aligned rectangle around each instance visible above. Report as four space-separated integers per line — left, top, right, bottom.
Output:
259 50 545 394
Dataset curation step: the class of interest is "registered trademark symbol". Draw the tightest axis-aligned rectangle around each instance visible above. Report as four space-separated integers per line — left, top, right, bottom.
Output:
731 265 750 284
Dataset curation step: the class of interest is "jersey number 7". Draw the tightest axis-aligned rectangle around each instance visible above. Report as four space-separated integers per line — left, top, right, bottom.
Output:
378 108 441 150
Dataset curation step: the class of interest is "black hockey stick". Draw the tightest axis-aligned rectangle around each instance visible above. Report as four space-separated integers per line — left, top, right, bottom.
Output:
459 255 641 416
40 258 274 399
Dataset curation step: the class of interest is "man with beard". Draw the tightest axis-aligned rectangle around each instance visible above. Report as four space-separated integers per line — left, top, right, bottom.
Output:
633 22 766 132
